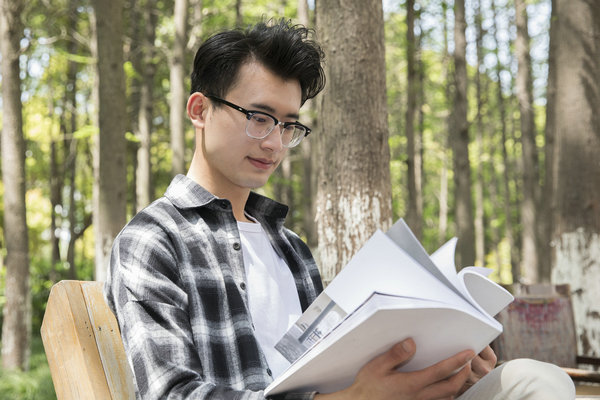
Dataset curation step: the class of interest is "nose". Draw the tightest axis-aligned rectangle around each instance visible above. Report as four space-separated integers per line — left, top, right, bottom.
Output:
260 124 285 152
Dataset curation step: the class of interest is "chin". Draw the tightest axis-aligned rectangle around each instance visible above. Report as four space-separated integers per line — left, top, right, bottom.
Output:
240 179 269 190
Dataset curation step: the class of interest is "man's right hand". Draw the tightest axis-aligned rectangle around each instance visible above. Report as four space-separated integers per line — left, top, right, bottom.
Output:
314 338 475 400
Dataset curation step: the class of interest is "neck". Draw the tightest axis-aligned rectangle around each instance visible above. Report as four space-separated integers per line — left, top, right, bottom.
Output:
187 157 253 223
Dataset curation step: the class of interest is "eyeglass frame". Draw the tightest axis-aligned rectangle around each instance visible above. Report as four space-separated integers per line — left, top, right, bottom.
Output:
206 95 311 148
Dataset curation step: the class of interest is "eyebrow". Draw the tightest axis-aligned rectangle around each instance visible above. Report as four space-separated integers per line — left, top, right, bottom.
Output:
249 102 300 120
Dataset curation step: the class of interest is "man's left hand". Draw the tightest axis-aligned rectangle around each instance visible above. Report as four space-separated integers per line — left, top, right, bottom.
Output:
458 345 497 395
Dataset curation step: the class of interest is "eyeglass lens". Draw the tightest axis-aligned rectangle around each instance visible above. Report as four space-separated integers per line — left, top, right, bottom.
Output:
247 113 306 147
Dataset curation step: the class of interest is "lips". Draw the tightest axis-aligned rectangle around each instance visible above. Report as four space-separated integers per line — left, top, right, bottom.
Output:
247 156 276 170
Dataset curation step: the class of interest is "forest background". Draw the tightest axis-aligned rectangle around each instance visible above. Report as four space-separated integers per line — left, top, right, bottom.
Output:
0 0 599 398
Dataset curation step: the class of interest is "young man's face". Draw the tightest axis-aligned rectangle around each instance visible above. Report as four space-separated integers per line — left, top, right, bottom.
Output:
193 61 302 195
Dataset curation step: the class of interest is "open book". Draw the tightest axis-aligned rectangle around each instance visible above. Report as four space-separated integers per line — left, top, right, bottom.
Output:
265 219 514 396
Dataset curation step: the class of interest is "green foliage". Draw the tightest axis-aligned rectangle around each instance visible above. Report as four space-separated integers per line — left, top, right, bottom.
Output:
0 336 56 400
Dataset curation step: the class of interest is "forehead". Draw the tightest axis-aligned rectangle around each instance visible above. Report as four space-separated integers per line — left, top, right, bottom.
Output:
227 61 302 109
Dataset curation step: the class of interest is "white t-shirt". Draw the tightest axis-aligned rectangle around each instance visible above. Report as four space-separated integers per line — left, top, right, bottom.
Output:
237 219 302 379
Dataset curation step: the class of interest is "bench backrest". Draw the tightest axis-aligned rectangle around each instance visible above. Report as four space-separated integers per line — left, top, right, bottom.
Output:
41 280 136 400
493 283 578 368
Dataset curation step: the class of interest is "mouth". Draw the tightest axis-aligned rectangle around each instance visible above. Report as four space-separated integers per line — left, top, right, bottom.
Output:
247 156 276 170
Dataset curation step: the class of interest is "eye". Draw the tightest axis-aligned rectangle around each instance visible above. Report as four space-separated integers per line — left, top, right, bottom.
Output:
251 113 271 125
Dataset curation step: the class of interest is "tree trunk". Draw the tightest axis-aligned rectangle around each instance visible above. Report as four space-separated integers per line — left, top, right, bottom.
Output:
235 0 243 27
438 0 451 244
452 0 475 268
490 0 519 282
0 0 31 371
135 0 157 211
66 136 79 280
551 0 600 358
515 0 540 282
404 0 423 239
187 0 204 52
315 0 393 285
297 0 318 248
50 139 62 279
473 0 485 267
65 1 79 279
170 0 189 176
539 0 558 283
90 0 128 281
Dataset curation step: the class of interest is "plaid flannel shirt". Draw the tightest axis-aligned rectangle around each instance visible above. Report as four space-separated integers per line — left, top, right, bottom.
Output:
105 175 323 400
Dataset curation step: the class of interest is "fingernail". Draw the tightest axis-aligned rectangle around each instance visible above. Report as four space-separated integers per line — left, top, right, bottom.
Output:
402 338 414 353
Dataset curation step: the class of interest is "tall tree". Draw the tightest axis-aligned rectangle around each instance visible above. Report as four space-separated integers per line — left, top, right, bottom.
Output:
297 0 318 247
170 0 189 176
135 0 158 211
49 134 62 278
404 0 424 239
64 0 81 279
551 0 600 357
0 0 31 371
235 0 243 27
90 0 128 281
514 0 540 282
452 0 475 267
315 0 393 284
539 0 558 283
473 0 486 267
491 0 519 280
438 0 452 244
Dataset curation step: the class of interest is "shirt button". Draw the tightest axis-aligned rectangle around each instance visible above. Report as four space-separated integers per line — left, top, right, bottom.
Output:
240 282 246 290
266 368 272 377
233 242 241 251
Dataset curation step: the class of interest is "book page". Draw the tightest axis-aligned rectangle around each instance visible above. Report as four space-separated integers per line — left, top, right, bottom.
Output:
429 240 514 318
275 291 348 363
458 270 513 317
324 230 476 316
386 219 467 301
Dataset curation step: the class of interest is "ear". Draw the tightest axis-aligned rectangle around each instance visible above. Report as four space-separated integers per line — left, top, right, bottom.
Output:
187 92 209 129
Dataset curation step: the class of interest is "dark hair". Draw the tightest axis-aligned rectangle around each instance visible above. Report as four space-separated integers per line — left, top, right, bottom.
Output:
190 19 326 105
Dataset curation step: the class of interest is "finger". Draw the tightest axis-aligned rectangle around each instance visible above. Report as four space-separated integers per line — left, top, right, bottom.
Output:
471 357 495 382
367 338 417 373
471 347 496 377
470 357 489 378
479 345 497 363
419 362 472 399
409 349 475 387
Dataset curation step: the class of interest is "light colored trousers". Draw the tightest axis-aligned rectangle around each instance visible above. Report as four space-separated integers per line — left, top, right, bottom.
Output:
457 359 576 400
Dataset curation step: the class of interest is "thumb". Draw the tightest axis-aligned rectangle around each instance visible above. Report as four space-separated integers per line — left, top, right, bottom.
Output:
371 338 417 373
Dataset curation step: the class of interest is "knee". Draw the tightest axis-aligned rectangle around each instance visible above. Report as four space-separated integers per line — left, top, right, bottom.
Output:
499 358 575 399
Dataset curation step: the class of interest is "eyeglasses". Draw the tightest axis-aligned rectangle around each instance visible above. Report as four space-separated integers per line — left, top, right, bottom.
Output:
207 95 311 148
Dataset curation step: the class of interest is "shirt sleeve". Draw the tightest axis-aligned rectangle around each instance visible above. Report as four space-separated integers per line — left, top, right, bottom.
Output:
105 220 318 400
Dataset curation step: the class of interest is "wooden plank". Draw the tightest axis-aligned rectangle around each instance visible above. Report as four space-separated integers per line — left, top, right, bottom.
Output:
564 368 600 384
41 280 113 400
81 281 136 399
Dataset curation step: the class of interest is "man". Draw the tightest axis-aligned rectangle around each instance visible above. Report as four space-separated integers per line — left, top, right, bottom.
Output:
105 20 575 400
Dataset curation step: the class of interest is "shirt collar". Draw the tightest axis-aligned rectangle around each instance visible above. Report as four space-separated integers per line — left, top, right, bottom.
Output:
164 174 289 220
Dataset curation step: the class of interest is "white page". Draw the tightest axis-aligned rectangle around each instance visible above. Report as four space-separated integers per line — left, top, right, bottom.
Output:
458 270 514 317
324 230 478 318
386 219 466 301
429 237 463 291
431 240 513 319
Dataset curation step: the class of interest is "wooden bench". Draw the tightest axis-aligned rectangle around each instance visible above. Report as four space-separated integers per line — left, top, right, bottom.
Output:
41 280 136 400
41 280 600 397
